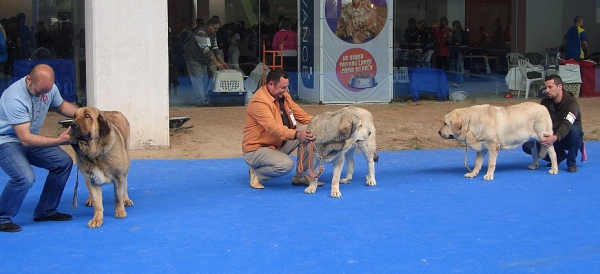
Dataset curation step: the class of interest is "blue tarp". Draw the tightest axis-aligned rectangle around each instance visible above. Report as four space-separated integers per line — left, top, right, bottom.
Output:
409 67 449 101
13 59 77 102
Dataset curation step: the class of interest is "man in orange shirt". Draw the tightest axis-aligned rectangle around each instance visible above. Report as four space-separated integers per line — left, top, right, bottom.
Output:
242 69 318 189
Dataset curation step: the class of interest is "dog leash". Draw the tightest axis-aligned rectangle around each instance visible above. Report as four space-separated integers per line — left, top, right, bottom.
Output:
464 146 472 173
297 141 324 178
72 170 80 209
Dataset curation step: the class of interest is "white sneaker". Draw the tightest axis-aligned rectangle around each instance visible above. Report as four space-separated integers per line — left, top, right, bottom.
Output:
452 83 463 88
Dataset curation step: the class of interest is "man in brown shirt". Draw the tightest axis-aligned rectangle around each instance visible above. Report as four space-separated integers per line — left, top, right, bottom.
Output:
242 69 317 189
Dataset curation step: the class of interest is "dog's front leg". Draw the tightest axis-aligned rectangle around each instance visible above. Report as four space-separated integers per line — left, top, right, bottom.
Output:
303 175 318 194
465 150 486 178
85 180 104 228
113 175 129 219
483 145 499 181
330 156 345 198
340 148 355 184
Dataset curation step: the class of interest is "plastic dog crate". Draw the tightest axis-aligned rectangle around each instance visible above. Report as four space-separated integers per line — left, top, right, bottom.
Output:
563 83 581 98
209 69 246 105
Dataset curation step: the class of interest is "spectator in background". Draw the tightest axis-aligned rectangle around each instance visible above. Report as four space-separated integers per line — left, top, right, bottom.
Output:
4 17 20 76
194 18 204 32
182 17 228 106
403 18 417 43
16 13 32 60
228 23 245 75
451 20 468 88
409 20 430 44
490 18 504 50
472 25 488 49
564 16 588 61
0 24 7 71
272 17 298 98
433 16 452 70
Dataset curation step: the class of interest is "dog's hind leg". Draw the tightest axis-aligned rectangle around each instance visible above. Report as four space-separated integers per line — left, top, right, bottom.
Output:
340 148 355 184
545 145 559 175
361 140 377 186
528 142 541 170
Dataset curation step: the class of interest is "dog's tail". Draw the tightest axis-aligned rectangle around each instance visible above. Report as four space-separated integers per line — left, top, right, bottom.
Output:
373 152 379 163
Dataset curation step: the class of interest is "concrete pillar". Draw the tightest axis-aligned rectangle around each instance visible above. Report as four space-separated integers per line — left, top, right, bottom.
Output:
85 0 170 150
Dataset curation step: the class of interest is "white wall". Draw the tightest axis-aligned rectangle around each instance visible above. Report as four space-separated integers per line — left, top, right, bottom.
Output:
85 0 170 150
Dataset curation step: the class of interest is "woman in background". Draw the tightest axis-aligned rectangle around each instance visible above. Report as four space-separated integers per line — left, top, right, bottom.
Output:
271 17 298 98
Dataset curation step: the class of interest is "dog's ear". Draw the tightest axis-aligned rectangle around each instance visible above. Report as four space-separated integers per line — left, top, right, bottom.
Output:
338 114 363 140
98 112 112 139
451 110 470 136
338 115 355 139
451 113 463 134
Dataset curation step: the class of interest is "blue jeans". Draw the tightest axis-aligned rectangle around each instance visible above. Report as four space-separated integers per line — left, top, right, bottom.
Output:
185 58 210 102
0 143 73 224
554 124 584 167
521 124 584 167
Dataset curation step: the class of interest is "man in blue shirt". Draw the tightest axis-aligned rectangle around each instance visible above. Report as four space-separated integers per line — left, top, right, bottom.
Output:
0 64 78 232
564 16 589 61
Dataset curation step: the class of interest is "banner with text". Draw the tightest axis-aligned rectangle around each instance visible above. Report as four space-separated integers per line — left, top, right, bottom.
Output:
299 0 392 104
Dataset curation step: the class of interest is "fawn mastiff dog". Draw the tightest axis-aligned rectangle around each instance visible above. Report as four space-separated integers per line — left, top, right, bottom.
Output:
299 106 378 198
70 106 132 228
438 102 558 180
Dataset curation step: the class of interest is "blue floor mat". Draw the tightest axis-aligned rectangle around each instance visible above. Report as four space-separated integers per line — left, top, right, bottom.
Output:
2 142 600 272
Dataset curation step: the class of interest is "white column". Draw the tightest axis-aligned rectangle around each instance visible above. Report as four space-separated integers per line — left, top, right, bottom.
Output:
85 0 170 150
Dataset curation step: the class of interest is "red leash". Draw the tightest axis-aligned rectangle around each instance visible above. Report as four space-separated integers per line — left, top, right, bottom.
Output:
297 141 324 178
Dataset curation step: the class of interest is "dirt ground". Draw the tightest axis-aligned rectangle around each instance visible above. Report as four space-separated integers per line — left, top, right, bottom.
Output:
42 97 600 159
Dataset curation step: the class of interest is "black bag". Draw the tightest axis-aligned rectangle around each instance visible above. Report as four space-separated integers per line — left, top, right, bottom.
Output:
526 71 542 79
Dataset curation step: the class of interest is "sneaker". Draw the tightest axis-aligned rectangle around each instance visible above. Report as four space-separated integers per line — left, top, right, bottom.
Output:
249 168 264 189
33 212 73 222
452 83 462 88
0 222 21 232
567 165 578 173
195 101 211 107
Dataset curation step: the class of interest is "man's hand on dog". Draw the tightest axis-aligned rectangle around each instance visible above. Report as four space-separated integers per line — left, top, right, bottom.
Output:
296 130 315 143
59 126 72 145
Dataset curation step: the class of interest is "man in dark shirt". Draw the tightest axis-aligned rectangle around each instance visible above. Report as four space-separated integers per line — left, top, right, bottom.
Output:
522 74 584 172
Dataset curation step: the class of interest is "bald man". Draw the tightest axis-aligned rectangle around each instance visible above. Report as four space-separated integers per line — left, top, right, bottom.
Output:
0 64 78 232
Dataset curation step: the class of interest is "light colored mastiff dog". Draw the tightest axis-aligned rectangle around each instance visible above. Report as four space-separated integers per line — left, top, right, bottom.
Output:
299 106 378 198
438 102 558 180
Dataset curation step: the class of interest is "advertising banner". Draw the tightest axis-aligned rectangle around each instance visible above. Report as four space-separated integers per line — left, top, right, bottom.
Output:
299 0 393 104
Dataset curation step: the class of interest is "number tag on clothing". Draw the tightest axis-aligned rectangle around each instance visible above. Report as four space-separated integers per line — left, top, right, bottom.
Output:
566 111 576 124
289 109 297 126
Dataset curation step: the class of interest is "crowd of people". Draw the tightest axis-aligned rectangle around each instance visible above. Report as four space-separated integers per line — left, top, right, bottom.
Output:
396 16 513 87
0 13 75 81
168 15 300 105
